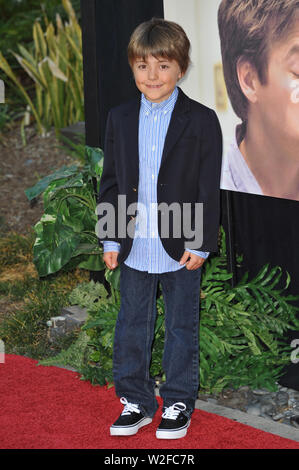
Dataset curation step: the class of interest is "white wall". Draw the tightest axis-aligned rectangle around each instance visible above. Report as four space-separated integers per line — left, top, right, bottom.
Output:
163 0 201 100
163 0 240 151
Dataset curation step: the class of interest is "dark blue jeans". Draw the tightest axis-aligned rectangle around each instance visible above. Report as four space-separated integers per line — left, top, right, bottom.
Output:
113 262 202 418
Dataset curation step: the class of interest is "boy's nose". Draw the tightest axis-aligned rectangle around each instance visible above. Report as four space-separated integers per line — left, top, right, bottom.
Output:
148 67 158 80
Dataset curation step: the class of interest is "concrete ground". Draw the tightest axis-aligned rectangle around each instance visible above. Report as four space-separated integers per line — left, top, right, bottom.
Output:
195 398 299 443
155 388 299 443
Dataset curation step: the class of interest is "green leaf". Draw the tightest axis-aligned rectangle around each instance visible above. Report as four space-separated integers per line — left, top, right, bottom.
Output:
85 145 104 176
105 266 120 291
78 254 105 271
33 211 81 276
25 165 79 200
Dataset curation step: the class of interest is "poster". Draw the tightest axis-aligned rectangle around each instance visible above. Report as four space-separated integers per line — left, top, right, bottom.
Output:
218 0 299 202
164 0 299 202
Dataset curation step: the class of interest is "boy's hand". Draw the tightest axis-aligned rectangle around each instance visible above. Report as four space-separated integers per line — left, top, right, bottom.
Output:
179 251 205 270
103 251 119 270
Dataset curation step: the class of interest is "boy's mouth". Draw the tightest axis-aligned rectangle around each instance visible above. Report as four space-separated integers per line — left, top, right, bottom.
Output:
146 85 163 88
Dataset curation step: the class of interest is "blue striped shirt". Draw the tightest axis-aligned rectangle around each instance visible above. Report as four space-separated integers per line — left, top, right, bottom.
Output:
103 86 209 273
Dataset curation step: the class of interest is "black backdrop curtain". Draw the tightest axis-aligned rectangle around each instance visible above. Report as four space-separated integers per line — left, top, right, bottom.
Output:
81 0 164 149
221 190 299 390
81 0 299 390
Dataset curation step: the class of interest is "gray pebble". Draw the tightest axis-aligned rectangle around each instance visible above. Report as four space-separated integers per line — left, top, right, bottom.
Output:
247 403 261 416
290 416 299 428
260 403 275 416
275 391 289 406
247 391 259 404
238 386 250 392
200 384 299 429
289 391 299 400
252 388 270 396
260 394 276 406
282 410 294 418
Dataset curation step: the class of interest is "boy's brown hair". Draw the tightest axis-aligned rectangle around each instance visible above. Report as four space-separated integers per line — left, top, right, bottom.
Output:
218 0 299 122
128 17 191 74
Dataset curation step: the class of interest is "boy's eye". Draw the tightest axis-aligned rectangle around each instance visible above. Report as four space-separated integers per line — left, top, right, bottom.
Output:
136 63 170 70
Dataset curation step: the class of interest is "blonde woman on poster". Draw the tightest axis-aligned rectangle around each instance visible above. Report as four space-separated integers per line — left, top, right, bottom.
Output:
218 0 299 201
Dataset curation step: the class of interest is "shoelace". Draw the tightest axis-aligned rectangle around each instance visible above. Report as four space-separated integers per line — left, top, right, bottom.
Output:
162 402 187 420
120 397 141 416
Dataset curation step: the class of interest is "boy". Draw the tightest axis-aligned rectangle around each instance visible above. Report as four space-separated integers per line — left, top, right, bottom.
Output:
218 0 299 201
97 17 222 439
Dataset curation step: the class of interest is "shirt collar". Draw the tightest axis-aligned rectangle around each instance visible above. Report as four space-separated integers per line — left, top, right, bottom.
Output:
141 86 178 114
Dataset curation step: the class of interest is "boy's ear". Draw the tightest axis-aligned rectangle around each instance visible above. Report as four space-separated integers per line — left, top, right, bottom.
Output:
178 69 185 80
236 57 259 104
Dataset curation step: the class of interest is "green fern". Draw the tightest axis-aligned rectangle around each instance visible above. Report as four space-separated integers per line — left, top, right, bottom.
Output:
42 227 299 393
38 330 92 371
68 279 108 310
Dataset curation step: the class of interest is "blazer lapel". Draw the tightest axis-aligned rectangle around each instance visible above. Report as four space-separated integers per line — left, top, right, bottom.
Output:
122 96 141 183
121 87 190 182
159 87 191 171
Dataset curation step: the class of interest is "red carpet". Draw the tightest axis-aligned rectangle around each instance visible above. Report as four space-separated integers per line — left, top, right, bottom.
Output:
0 354 298 449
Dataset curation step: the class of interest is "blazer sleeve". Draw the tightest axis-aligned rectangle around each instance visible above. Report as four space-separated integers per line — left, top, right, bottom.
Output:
196 109 223 252
96 110 119 245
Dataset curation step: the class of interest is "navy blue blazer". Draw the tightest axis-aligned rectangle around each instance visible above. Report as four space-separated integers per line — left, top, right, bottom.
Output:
97 87 223 264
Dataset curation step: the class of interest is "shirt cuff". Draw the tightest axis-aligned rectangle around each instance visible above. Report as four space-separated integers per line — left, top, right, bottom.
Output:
102 241 121 253
186 249 210 259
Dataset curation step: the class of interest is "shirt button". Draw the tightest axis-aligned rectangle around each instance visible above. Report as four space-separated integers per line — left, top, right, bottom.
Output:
154 116 157 122
164 110 167 114
152 145 155 151
152 174 155 180
152 231 155 237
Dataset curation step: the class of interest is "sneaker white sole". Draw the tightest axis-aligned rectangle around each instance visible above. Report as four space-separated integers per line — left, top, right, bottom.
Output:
156 419 191 440
110 417 152 436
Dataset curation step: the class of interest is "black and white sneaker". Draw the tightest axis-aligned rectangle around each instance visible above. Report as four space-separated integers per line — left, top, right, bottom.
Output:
156 402 190 439
110 397 152 436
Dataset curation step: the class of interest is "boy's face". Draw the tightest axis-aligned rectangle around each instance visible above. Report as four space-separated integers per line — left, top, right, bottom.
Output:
132 54 183 103
254 21 299 149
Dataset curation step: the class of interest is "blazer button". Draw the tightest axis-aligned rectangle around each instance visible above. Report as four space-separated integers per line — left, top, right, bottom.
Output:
132 187 137 192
